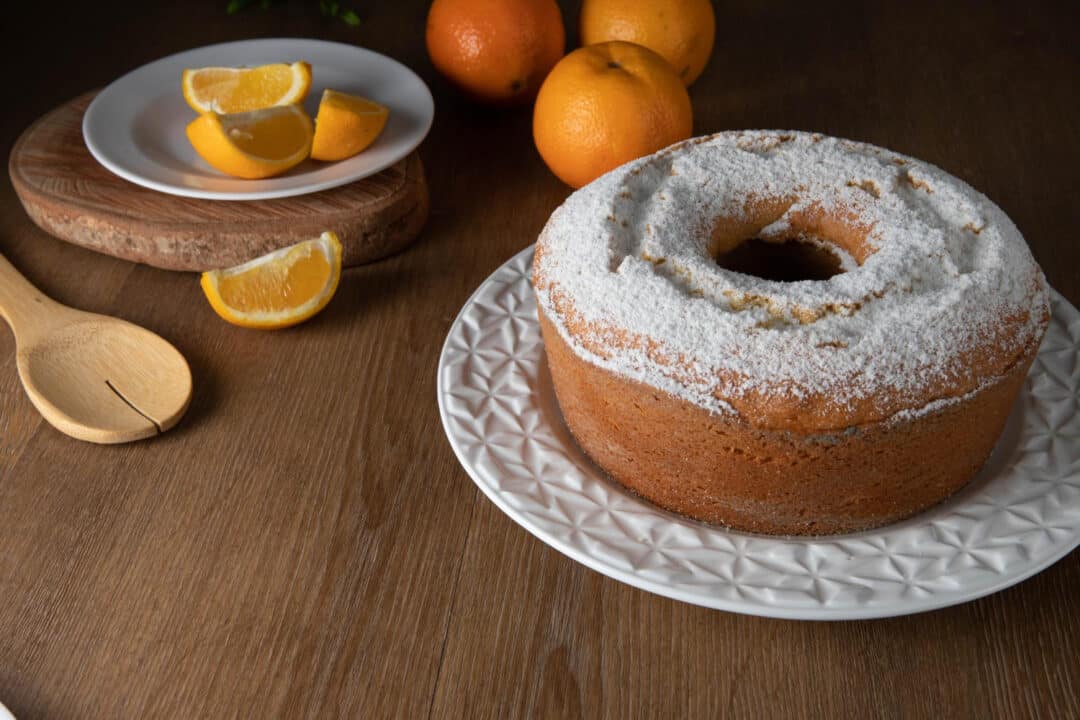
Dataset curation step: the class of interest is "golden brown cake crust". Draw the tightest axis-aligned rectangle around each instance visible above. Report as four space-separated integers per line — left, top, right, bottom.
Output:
540 312 1039 535
532 131 1051 535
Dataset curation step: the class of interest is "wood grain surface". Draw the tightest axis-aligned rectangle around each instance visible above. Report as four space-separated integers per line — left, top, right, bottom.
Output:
0 1 1078 718
9 93 428 271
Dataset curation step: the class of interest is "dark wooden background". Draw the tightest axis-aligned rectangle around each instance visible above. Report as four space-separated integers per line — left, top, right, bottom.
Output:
1 1 1078 718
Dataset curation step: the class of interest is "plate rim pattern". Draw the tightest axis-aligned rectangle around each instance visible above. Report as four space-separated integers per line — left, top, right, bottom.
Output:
438 246 1080 619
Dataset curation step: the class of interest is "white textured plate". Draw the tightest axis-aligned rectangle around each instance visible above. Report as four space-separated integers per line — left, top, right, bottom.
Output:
438 246 1080 620
83 38 433 200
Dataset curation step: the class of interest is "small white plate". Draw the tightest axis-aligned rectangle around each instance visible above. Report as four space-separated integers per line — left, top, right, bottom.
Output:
438 247 1080 620
83 38 434 201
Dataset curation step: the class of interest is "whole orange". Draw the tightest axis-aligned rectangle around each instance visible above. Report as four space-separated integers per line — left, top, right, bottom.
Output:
425 0 565 104
533 41 693 188
580 0 716 86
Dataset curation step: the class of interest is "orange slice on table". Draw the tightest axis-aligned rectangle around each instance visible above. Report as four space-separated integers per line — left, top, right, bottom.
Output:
311 90 390 162
182 61 312 113
186 104 313 179
200 232 343 329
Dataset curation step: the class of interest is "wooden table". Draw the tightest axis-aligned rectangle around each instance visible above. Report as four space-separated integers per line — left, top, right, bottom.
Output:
1 2 1077 717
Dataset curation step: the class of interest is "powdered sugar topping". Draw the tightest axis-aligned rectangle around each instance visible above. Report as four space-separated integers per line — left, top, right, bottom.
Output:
533 131 1049 425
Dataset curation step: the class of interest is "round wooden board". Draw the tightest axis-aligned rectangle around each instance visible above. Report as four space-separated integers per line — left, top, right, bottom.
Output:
8 92 429 272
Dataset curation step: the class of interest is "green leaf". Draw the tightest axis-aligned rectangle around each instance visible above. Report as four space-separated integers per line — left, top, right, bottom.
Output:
226 0 254 14
228 0 360 28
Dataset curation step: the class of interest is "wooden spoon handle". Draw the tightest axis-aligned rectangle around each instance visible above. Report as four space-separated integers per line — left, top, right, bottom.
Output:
0 253 61 340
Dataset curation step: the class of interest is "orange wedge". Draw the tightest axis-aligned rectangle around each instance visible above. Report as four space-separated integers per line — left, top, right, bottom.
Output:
311 90 390 162
186 105 313 179
200 232 343 329
182 61 312 113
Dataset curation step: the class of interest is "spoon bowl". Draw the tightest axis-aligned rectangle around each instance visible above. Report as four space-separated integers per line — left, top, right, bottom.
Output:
0 254 192 443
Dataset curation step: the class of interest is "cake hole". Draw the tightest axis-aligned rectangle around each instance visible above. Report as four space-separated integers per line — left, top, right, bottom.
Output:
715 236 845 282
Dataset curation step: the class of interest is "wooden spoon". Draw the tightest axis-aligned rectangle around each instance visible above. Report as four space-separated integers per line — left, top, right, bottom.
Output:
0 253 192 443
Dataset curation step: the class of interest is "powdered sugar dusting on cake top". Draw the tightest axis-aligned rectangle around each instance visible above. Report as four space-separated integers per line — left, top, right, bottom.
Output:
532 131 1049 423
